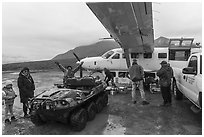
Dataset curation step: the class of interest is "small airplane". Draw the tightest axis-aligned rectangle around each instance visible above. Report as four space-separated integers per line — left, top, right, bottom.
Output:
75 2 202 88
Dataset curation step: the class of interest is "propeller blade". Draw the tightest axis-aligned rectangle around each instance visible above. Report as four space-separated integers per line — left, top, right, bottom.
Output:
73 52 80 61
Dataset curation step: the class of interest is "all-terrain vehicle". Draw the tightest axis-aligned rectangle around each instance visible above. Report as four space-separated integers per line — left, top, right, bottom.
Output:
29 76 108 131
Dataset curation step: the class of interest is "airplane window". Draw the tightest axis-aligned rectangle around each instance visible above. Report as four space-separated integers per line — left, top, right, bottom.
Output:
102 51 114 59
158 53 167 58
131 53 139 58
144 53 152 58
112 53 120 59
122 53 126 58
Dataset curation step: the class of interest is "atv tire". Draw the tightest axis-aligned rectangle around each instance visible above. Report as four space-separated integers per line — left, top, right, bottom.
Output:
30 114 46 126
95 97 103 113
87 102 97 121
173 80 183 100
102 93 108 107
70 108 88 131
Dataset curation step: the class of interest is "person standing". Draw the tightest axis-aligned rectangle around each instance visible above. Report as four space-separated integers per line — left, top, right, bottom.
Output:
127 59 149 105
104 68 114 86
2 80 17 124
17 67 35 117
157 61 173 106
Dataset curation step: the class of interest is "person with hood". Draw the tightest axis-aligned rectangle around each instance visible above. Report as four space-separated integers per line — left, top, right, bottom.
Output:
157 61 174 106
2 80 17 124
17 67 35 117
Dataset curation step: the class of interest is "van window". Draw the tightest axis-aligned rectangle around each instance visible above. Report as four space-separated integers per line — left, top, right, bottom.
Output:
188 56 197 73
158 53 167 58
112 53 120 59
119 72 127 78
169 50 190 61
144 53 152 58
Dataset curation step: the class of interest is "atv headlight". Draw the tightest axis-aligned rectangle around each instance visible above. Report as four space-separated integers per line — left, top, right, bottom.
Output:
54 100 70 109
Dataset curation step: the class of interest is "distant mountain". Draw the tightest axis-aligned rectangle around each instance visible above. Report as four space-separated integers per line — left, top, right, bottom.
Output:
2 37 171 71
52 40 120 60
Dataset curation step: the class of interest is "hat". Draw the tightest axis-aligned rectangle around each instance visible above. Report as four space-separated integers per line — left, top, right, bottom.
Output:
21 67 29 72
160 61 167 65
5 80 13 86
132 58 137 62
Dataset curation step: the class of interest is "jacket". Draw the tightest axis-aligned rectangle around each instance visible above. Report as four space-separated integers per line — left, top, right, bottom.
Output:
17 71 35 103
128 64 144 82
157 64 173 87
2 87 16 105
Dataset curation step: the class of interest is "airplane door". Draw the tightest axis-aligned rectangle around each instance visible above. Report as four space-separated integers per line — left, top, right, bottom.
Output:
109 53 121 70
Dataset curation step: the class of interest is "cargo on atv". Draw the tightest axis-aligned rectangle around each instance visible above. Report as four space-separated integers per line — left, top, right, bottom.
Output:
29 76 108 131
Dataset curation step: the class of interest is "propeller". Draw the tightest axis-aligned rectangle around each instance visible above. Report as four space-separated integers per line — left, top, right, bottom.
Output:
72 52 83 77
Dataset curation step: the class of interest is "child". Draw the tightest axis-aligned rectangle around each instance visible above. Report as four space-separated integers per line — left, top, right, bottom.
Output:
2 80 17 124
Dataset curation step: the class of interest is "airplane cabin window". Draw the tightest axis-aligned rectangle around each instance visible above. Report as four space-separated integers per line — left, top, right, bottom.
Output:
102 51 114 59
112 53 120 59
131 53 139 58
122 53 126 58
158 53 167 58
143 53 152 58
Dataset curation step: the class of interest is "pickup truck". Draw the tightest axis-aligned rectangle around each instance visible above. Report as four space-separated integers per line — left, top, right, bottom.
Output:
173 52 202 110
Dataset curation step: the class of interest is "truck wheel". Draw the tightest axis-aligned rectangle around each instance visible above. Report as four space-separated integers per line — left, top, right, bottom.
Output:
87 102 96 121
70 108 88 131
102 93 108 107
30 114 46 126
173 80 183 100
95 97 103 113
199 92 202 108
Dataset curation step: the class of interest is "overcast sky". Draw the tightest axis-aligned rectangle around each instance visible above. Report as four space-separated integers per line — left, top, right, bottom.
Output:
2 2 202 63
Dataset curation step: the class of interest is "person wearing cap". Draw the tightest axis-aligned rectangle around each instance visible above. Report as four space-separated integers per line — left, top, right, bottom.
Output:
55 61 84 86
2 80 17 124
157 60 173 106
127 59 149 105
17 67 35 118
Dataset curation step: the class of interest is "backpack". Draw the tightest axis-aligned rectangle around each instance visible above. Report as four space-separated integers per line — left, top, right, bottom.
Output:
131 66 143 82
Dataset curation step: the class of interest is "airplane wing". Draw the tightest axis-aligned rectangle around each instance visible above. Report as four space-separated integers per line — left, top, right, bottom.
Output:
86 2 154 67
86 2 154 53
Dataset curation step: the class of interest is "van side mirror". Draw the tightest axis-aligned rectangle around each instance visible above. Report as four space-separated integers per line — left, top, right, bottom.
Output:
182 67 197 75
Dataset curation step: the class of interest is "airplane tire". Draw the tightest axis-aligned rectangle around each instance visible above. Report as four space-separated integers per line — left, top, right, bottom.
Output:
87 102 96 121
173 80 183 100
70 108 88 131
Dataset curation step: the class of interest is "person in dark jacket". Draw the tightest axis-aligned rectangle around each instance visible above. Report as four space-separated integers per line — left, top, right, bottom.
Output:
17 67 35 117
104 68 114 86
157 61 173 106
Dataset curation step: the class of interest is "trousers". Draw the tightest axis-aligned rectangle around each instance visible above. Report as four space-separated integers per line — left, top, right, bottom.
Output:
132 80 146 102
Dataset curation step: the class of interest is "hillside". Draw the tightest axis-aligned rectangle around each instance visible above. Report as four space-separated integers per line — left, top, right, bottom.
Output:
2 37 170 71
52 40 120 60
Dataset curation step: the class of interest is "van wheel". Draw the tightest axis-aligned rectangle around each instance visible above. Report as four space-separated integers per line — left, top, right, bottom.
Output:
70 109 88 131
173 80 183 100
95 97 103 113
102 93 108 107
87 102 96 121
30 114 46 126
199 92 202 108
